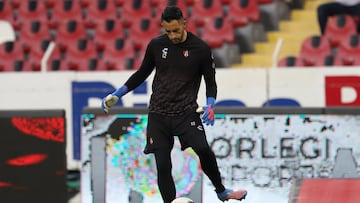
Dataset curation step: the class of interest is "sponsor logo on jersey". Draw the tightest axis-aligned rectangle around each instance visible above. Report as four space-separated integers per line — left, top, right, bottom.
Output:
162 48 168 59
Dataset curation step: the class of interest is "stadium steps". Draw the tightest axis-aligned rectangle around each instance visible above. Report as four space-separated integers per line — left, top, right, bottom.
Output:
231 0 329 68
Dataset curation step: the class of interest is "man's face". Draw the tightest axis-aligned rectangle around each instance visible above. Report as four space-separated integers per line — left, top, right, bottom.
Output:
161 19 186 44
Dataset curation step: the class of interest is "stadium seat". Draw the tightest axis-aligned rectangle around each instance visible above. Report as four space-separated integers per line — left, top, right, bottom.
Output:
46 44 64 71
17 20 52 51
0 41 26 71
185 18 199 35
191 0 225 26
49 0 84 28
333 34 360 66
278 56 305 67
101 38 137 70
324 14 357 47
84 0 119 28
92 19 125 51
0 41 25 61
0 58 29 72
16 0 49 29
127 18 161 50
228 0 260 25
61 38 99 71
0 1 15 24
54 20 89 52
154 0 190 20
299 35 333 66
200 16 235 48
25 39 51 71
120 0 153 28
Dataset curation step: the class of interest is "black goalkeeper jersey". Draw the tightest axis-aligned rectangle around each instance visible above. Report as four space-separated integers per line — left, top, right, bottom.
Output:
124 32 217 116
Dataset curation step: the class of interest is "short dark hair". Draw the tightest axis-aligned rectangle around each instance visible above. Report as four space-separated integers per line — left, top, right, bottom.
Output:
161 6 184 22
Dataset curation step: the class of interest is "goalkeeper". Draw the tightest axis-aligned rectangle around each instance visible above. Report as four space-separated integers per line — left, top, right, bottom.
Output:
102 6 247 203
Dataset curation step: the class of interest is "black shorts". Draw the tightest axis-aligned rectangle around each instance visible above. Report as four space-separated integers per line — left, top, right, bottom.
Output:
143 110 210 154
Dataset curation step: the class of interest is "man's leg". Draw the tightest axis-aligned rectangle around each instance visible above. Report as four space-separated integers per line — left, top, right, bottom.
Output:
192 145 225 193
193 145 247 201
154 149 176 203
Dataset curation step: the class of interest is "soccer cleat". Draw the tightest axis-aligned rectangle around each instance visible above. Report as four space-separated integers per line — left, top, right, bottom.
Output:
217 188 247 202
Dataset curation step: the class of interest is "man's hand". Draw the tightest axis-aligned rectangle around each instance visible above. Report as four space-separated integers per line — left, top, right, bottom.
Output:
202 105 214 126
201 97 215 126
101 85 128 113
102 94 119 113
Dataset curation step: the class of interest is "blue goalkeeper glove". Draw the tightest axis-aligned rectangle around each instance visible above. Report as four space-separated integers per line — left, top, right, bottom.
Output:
201 97 215 126
101 85 128 113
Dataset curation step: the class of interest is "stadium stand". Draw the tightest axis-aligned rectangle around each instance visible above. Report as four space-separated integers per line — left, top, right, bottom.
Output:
1 0 360 71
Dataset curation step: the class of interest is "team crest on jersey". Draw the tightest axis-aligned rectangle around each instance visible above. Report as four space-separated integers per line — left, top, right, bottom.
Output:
183 50 189 57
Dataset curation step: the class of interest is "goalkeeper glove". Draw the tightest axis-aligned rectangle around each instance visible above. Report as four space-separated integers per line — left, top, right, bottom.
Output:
201 97 215 126
102 85 128 113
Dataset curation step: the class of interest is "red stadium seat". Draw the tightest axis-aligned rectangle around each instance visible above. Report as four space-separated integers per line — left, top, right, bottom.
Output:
0 1 15 24
54 20 89 52
0 41 25 61
46 44 64 71
121 0 153 28
0 41 26 71
200 16 235 48
324 14 357 47
185 18 199 35
127 18 161 50
101 38 137 70
227 0 260 26
17 20 52 52
334 34 360 66
21 39 52 71
154 0 190 20
0 58 29 72
299 35 333 66
190 0 224 26
84 0 119 28
16 0 49 29
62 38 99 71
278 56 305 67
49 0 84 28
92 19 125 51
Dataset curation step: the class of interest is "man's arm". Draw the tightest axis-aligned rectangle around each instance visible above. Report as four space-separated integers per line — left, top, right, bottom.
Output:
102 41 155 113
200 47 217 125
